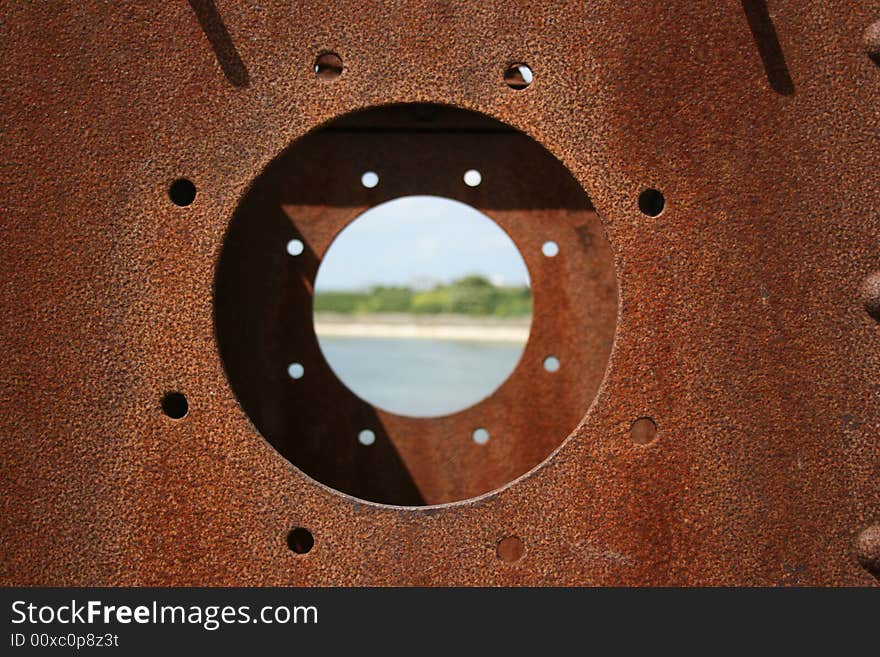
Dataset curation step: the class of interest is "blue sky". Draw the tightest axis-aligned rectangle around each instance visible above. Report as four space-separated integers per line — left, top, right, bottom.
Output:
314 196 531 291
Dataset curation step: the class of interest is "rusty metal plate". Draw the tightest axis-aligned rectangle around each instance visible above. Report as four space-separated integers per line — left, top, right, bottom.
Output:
1 1 879 586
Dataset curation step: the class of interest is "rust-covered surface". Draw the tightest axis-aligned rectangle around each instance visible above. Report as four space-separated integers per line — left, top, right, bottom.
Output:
1 1 878 585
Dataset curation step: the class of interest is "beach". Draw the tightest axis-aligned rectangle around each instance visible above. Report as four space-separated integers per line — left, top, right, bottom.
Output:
313 312 531 343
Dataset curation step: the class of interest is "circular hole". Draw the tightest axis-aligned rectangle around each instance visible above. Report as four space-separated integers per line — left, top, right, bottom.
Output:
286 527 314 554
497 536 525 563
314 52 342 79
287 362 305 379
630 417 658 445
286 239 304 256
313 196 531 417
638 189 665 217
214 103 619 507
358 429 376 446
161 392 188 419
360 171 379 189
504 63 533 90
543 356 560 372
541 241 559 257
463 169 482 187
472 428 490 445
168 178 196 207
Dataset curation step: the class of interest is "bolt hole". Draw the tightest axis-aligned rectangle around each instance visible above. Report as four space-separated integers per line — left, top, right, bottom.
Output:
314 52 342 79
638 189 665 217
286 239 304 256
472 428 490 445
541 241 559 257
361 171 379 189
168 178 196 207
358 429 376 446
287 363 305 379
463 169 482 187
161 392 188 419
504 63 533 90
543 356 560 372
287 527 314 554
630 417 658 445
497 536 525 562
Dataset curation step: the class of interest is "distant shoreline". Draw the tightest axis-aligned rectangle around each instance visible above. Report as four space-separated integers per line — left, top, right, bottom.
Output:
313 312 530 343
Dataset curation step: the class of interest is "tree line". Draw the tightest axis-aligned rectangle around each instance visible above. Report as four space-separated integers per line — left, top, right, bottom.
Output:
314 275 531 317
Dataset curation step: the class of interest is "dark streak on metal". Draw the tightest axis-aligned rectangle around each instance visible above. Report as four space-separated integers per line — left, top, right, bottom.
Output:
741 0 795 95
187 0 249 87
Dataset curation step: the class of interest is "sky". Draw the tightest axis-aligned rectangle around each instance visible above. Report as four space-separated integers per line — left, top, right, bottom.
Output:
314 196 531 292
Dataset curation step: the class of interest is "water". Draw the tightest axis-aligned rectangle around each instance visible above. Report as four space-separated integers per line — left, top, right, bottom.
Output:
316 336 524 417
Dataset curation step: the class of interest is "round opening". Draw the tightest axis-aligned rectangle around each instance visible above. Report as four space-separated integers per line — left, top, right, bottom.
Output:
541 241 559 257
287 527 314 554
168 178 196 206
286 239 304 256
313 196 531 418
543 356 560 372
463 169 482 187
161 392 188 419
361 171 379 189
630 417 658 445
214 103 618 506
504 63 533 90
472 428 490 445
314 52 342 79
638 189 665 217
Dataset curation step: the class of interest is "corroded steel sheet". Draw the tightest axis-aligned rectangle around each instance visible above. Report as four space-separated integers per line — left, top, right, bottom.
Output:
1 1 878 586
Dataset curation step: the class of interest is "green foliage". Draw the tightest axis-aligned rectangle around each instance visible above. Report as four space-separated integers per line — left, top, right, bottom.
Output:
314 275 531 317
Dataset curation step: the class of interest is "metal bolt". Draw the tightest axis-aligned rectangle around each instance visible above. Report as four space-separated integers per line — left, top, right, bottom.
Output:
866 20 880 65
855 524 880 578
861 271 880 322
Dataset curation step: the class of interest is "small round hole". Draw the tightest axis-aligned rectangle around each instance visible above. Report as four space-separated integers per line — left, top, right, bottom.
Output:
638 189 665 217
314 52 342 80
541 241 559 257
286 239 304 256
630 417 658 445
358 429 375 446
287 527 314 554
472 428 490 445
287 362 304 379
161 392 188 419
168 178 196 207
463 169 482 187
361 171 379 189
543 356 560 372
504 63 533 90
497 536 525 563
